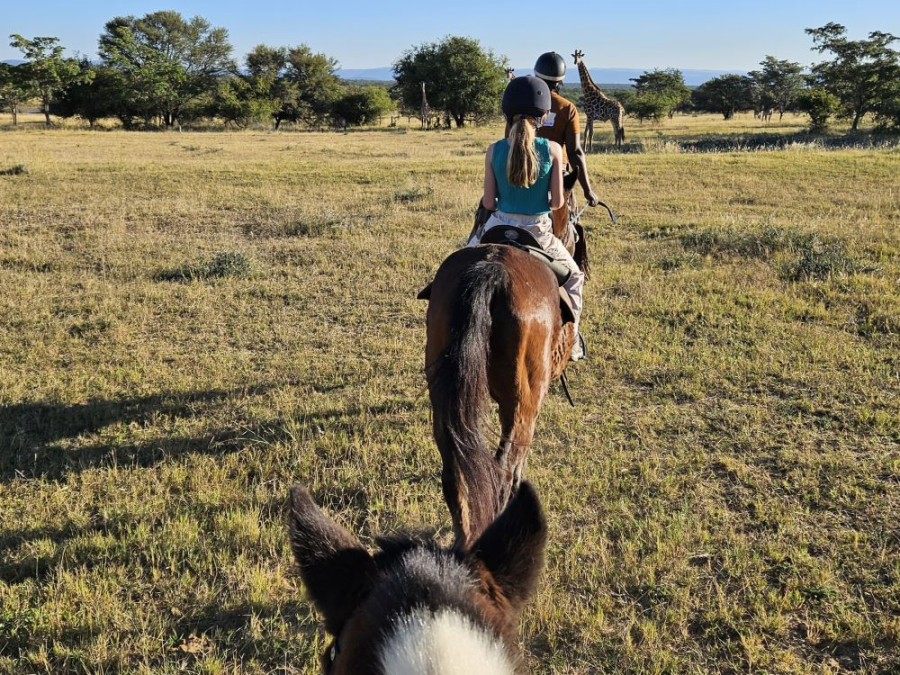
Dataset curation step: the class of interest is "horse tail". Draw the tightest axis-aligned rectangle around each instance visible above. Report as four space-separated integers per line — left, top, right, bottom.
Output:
427 259 506 547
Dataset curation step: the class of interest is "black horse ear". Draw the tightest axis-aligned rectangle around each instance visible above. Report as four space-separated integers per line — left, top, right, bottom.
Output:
288 485 376 636
469 481 548 612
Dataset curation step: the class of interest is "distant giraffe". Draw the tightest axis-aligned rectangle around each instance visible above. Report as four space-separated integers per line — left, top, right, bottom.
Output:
505 67 515 81
572 50 625 149
420 82 430 130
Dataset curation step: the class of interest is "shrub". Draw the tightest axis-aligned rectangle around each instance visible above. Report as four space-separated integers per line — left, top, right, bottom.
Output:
157 250 254 281
796 88 840 132
783 236 857 281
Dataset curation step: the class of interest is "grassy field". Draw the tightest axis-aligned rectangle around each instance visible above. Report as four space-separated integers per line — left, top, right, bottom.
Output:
0 115 898 674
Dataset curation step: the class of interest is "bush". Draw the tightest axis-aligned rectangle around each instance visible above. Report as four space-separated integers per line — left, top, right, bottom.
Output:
783 236 857 281
157 251 254 281
797 88 840 132
331 85 393 126
681 224 802 259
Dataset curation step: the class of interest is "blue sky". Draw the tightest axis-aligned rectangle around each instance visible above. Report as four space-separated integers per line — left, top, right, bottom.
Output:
2 1 898 71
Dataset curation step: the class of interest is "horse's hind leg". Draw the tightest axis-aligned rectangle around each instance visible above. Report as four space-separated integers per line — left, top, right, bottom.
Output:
494 348 550 505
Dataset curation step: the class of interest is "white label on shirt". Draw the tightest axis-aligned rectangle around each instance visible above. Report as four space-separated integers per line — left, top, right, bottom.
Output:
542 112 556 127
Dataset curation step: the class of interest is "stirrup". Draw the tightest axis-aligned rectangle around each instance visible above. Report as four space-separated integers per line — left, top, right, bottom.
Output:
570 332 587 362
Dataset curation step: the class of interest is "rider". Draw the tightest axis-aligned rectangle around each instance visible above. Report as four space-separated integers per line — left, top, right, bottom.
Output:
472 76 586 361
532 51 599 208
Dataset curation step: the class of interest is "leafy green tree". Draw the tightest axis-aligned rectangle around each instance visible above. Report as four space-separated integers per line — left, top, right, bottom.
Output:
748 56 805 121
393 36 508 127
796 87 840 132
282 45 341 126
0 62 30 125
98 11 234 128
806 23 900 130
236 44 341 129
872 76 900 131
9 35 83 126
630 68 691 119
692 74 754 119
331 85 393 126
51 60 123 128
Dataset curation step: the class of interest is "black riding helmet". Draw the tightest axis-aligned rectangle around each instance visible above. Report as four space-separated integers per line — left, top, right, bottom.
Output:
534 52 566 83
501 76 551 123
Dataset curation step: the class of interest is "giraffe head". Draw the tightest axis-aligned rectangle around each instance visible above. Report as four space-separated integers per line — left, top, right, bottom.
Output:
572 50 584 66
505 67 515 81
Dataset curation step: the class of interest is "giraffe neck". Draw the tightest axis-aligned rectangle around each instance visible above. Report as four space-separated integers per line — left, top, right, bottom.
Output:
577 61 610 102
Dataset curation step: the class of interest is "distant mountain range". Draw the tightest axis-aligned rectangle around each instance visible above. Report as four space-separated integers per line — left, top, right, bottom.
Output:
337 66 746 87
2 59 743 86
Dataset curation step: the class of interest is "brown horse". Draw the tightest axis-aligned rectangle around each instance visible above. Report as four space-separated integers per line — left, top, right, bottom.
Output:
288 480 547 674
424 204 582 548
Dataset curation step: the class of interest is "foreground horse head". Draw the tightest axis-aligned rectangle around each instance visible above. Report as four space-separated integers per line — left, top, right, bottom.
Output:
289 481 547 674
426 245 574 547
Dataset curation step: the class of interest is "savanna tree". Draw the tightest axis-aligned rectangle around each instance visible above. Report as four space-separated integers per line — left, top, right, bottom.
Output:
692 74 755 119
238 44 342 128
51 60 123 128
393 36 508 127
806 23 900 130
9 35 83 126
331 85 393 126
748 56 805 120
98 11 234 128
0 62 30 125
630 68 691 120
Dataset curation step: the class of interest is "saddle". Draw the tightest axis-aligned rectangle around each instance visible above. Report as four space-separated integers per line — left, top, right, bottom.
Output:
479 225 572 285
418 226 576 325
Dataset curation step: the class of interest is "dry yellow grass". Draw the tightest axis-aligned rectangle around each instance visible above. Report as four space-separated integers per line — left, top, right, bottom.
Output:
0 119 898 673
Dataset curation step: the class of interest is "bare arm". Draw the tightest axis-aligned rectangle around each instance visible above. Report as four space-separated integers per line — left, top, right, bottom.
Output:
563 117 599 206
481 143 497 210
549 142 564 210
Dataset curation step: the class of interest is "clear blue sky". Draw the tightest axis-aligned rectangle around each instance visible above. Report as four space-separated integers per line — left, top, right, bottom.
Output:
2 1 898 71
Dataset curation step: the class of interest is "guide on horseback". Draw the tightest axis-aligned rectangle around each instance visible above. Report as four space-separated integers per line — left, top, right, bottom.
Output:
470 74 587 360
532 51 600 209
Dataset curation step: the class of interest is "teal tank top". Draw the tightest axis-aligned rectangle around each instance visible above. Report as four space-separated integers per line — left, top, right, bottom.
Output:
491 137 553 215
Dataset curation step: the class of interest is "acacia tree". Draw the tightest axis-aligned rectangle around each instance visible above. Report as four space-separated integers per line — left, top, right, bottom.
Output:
692 74 754 119
331 85 393 126
231 44 341 128
98 11 234 128
806 23 900 130
0 62 30 125
393 36 508 127
748 56 805 120
629 68 691 120
51 60 124 128
9 35 83 126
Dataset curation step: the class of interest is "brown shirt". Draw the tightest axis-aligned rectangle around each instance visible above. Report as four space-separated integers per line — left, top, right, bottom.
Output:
537 91 579 164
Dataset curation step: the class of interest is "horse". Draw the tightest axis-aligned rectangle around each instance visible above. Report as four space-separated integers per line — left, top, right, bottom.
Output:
422 174 586 549
288 481 547 674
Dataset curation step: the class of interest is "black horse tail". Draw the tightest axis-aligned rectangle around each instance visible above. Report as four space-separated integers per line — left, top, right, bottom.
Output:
427 259 506 548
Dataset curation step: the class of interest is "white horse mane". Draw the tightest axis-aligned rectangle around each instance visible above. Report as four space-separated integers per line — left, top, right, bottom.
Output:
378 606 515 675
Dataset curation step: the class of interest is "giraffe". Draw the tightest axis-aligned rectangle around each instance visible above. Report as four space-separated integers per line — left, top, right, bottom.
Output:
505 67 515 81
572 50 625 150
420 81 430 130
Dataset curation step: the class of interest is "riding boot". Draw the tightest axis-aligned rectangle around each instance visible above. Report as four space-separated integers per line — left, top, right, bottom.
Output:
570 331 587 362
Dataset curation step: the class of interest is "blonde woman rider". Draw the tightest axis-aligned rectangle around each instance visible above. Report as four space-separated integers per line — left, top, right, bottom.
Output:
471 75 586 361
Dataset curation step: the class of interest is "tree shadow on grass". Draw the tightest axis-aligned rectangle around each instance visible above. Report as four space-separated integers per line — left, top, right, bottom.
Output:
0 383 394 483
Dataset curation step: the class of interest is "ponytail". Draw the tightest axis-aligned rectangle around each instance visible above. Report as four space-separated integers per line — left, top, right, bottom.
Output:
506 115 539 187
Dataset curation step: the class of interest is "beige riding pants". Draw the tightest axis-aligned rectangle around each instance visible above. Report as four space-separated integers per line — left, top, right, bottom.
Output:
469 211 584 330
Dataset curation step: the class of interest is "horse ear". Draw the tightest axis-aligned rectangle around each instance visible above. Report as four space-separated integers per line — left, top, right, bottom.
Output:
288 485 376 636
469 481 548 612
